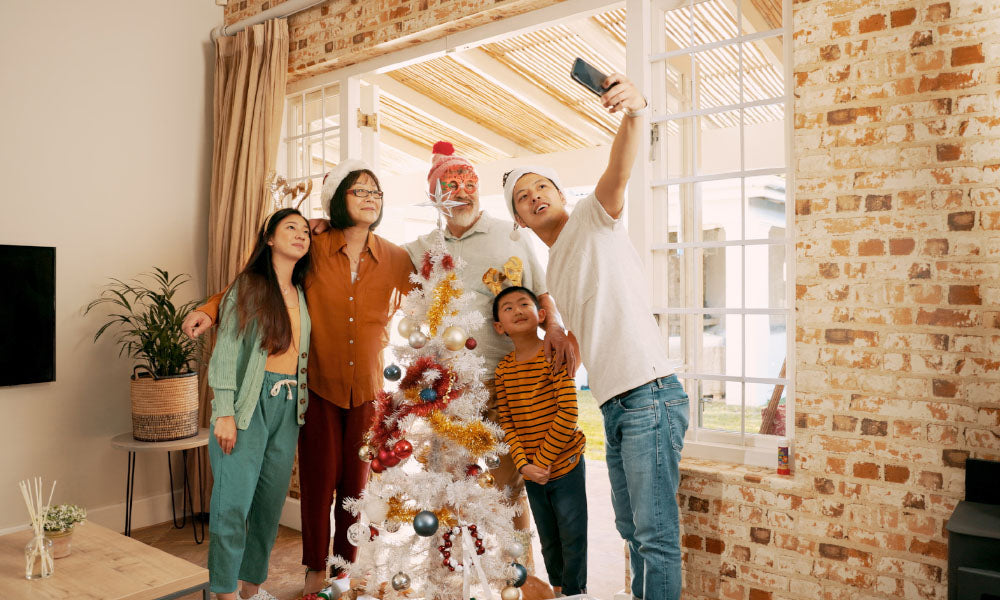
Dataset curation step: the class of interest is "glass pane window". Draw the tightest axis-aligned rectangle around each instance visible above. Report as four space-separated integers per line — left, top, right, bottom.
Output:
650 0 790 444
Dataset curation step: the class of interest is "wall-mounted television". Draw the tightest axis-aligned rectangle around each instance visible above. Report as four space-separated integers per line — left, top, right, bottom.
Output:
0 245 55 386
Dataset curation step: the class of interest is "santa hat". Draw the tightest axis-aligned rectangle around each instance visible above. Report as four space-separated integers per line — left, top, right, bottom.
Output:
320 159 374 217
427 141 476 191
502 165 562 221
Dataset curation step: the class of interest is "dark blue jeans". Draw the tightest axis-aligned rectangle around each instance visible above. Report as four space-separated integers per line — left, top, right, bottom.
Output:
524 455 588 595
602 374 689 600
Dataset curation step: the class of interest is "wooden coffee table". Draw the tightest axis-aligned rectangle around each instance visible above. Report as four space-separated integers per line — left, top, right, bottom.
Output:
0 522 209 599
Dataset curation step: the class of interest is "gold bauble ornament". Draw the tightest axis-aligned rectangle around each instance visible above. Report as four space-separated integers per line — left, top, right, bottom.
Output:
442 326 468 351
358 444 373 462
477 472 495 488
501 586 520 600
408 331 428 349
398 317 419 338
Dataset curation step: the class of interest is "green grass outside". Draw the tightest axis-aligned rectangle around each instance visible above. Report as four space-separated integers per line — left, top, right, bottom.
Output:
576 389 606 461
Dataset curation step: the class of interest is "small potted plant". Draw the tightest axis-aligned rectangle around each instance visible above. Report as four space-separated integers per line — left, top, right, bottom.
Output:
86 268 202 441
43 504 86 558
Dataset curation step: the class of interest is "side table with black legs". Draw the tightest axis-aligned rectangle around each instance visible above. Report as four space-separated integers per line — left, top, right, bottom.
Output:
111 428 210 544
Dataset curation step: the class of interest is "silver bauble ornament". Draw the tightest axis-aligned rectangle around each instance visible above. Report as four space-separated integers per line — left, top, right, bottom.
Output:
391 572 411 591
408 330 428 349
501 586 521 600
367 496 389 523
385 520 401 533
398 317 419 338
442 326 468 351
346 522 367 546
506 540 525 559
485 454 501 469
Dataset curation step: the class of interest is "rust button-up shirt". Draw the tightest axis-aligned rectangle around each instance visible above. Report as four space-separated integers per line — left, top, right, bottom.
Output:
199 228 415 408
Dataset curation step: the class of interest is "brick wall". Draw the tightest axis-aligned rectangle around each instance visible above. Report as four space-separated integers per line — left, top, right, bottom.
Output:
224 0 561 83
223 0 1000 597
685 0 1000 598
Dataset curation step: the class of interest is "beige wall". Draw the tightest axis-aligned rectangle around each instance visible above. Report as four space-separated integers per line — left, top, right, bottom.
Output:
0 1 220 531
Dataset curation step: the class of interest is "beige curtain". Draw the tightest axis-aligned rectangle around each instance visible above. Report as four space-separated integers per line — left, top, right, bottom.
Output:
193 19 289 508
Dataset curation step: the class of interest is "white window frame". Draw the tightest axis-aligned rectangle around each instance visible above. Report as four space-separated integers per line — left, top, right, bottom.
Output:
627 0 794 466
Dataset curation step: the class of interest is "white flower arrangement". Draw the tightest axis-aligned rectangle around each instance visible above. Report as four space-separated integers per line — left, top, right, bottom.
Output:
43 504 86 533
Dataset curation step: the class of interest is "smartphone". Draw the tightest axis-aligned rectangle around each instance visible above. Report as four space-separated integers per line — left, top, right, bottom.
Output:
571 57 614 96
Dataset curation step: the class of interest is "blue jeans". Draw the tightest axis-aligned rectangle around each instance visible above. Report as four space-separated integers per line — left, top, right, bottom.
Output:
524 456 588 595
601 375 689 600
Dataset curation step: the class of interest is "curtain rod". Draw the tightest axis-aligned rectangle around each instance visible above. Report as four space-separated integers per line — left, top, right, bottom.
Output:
211 0 326 41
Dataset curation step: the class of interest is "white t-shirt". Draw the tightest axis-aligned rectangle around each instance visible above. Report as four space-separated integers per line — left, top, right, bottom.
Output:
547 193 677 404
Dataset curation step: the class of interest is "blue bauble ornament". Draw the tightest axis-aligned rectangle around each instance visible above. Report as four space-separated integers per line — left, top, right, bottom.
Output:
413 510 439 537
383 364 402 381
419 388 438 402
510 562 527 587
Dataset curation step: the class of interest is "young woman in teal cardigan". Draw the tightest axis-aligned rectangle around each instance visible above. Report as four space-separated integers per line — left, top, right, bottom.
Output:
207 208 312 600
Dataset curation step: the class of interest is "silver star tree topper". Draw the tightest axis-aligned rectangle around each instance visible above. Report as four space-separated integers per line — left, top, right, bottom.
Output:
418 180 464 229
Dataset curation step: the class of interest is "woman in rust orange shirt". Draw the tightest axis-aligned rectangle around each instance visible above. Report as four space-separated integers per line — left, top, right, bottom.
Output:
184 160 415 594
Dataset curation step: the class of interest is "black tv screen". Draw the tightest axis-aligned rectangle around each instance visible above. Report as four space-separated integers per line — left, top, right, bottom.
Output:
0 245 55 386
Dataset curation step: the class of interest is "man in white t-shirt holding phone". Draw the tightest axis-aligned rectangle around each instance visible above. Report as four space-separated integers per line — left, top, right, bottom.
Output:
502 71 689 600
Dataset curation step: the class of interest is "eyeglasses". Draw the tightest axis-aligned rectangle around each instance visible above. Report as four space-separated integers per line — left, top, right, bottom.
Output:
441 180 478 194
349 189 384 199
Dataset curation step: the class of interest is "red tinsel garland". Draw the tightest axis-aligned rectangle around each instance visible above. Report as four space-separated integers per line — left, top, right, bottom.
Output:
369 357 464 451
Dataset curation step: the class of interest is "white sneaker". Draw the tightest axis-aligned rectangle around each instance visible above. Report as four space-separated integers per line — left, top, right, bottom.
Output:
240 589 277 600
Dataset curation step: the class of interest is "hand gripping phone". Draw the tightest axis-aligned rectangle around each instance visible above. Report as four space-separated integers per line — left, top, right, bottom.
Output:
571 57 614 96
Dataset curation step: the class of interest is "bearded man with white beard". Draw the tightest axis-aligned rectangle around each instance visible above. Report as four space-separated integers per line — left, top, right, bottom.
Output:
403 142 580 571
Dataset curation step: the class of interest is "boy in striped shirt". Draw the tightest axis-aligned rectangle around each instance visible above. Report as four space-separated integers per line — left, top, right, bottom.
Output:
492 286 587 596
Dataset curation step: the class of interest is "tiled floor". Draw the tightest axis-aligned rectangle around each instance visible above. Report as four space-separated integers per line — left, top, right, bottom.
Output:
135 460 625 600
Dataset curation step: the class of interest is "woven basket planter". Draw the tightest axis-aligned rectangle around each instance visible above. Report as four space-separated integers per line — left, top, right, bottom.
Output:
130 368 199 442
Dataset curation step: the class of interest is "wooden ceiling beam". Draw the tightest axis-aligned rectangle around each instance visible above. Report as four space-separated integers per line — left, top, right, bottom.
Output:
367 73 530 158
451 47 609 146
377 129 430 162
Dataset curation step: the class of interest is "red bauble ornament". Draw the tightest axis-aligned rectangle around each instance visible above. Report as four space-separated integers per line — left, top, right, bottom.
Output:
465 464 482 477
465 337 477 350
378 447 400 467
370 525 379 541
393 439 413 459
370 458 385 473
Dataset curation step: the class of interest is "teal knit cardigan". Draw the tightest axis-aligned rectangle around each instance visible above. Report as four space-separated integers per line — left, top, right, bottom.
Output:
208 282 311 429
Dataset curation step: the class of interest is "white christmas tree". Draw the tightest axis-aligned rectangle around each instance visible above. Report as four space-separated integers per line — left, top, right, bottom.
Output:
331 188 528 600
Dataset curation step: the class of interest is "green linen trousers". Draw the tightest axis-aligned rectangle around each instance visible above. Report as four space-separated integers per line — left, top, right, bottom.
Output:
208 371 300 593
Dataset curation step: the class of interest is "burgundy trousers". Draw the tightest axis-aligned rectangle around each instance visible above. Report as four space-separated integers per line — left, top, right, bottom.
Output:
298 390 374 572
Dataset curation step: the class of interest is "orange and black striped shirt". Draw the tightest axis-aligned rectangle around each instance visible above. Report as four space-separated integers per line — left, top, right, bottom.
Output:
494 349 586 480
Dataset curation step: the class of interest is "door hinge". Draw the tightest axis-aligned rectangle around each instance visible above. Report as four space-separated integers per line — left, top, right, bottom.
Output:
649 123 660 162
357 110 379 132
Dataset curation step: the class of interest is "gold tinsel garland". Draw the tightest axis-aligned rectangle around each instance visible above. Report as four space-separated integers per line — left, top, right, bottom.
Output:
386 496 457 528
427 273 461 335
427 411 495 457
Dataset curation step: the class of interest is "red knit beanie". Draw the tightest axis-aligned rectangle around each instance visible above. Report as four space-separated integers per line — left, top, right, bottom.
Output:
427 141 476 192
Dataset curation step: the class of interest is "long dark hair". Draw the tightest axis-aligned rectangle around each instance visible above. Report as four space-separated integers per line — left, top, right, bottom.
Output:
227 208 311 354
328 169 384 230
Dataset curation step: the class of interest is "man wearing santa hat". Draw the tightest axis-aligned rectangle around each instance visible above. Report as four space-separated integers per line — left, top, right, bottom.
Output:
404 142 580 567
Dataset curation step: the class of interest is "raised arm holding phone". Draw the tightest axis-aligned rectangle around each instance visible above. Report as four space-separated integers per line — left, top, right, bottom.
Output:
502 68 688 600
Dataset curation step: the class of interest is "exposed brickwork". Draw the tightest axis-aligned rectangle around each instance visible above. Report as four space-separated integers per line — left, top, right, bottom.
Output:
790 0 1000 598
223 0 562 83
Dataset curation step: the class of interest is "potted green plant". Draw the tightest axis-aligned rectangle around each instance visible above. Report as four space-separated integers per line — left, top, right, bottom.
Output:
86 268 202 441
43 504 86 558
